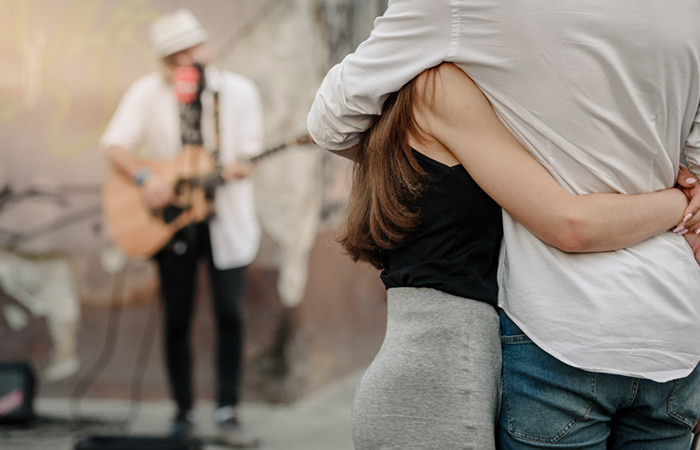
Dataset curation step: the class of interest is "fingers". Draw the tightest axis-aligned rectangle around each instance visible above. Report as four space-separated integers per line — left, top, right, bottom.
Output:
677 184 700 234
143 177 173 209
236 161 253 178
677 165 698 188
676 167 700 234
683 233 700 266
222 161 253 180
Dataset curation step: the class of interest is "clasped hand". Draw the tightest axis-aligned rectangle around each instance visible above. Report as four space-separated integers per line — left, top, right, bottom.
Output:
675 165 700 265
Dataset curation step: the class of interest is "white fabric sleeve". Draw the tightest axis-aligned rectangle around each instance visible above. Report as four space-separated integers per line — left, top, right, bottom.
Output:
237 80 264 159
307 0 453 151
99 78 149 152
686 106 700 177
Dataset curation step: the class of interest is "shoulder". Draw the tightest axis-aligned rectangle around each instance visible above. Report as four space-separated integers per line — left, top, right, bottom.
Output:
119 72 168 106
413 63 460 115
415 63 472 97
127 72 166 94
415 63 487 119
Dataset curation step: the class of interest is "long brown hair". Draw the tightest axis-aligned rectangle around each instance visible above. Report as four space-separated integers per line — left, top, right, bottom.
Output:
338 71 437 269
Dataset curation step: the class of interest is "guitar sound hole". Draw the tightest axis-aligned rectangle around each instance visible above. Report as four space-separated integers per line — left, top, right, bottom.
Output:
162 205 185 224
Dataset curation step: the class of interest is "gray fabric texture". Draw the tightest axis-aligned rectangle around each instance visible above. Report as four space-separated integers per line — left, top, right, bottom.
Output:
352 287 501 450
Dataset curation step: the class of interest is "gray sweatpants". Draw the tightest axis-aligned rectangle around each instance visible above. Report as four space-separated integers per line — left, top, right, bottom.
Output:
352 287 501 450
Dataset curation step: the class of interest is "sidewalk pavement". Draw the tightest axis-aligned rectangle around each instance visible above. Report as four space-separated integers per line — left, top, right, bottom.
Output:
1 372 361 450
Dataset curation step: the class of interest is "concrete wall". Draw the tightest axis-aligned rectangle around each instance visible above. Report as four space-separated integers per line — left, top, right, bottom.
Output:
0 0 390 404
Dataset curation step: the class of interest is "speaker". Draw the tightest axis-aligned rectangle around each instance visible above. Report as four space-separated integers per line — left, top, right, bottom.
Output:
74 436 202 450
0 361 36 424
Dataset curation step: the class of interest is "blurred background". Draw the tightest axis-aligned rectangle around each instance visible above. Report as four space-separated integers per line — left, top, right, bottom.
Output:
0 0 389 448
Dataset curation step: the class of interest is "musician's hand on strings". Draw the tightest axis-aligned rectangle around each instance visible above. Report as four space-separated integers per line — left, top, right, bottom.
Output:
142 176 173 209
221 161 253 181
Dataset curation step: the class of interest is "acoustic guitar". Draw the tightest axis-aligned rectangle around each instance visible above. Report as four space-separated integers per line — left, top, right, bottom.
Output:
102 136 310 258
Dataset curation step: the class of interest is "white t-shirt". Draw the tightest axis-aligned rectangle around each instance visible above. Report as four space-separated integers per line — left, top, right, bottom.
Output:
307 0 700 382
101 66 263 269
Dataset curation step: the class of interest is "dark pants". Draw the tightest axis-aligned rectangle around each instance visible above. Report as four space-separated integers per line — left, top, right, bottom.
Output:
154 222 246 413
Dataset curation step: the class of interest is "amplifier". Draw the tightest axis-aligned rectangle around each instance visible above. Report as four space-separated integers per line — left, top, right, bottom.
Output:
74 436 202 450
0 361 36 424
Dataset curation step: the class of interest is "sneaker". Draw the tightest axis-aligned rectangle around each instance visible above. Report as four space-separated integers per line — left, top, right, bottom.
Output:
42 355 80 382
216 407 259 448
169 410 195 439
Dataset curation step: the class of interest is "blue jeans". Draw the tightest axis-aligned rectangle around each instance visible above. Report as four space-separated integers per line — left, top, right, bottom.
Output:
497 311 700 449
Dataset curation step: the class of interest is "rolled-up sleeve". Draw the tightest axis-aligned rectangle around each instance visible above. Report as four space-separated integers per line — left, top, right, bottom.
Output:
235 79 264 160
307 0 453 151
99 78 149 152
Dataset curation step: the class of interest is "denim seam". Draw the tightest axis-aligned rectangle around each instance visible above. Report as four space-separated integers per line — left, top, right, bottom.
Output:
508 405 593 444
501 334 531 344
624 378 639 408
503 347 597 444
667 379 694 428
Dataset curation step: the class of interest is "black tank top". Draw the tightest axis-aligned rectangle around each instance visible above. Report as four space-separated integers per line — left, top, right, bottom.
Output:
380 150 503 306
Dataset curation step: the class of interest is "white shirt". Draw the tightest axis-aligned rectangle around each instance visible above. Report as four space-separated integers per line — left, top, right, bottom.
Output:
101 66 263 269
308 0 700 382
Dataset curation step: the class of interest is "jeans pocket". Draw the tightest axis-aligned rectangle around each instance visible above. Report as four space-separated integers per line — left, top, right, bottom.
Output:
667 364 700 428
500 314 597 444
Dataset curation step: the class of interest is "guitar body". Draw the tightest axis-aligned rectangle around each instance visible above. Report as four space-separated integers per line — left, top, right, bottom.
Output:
103 147 216 258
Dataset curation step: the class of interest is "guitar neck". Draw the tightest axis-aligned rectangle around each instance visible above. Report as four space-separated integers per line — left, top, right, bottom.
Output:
189 135 312 189
248 135 311 164
191 171 224 190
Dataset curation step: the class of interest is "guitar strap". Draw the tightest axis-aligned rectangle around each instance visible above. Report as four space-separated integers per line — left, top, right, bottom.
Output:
204 91 221 214
178 64 205 146
212 90 221 167
172 64 208 251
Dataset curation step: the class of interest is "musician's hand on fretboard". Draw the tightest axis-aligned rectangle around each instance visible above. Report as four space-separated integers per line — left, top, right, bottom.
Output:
221 160 253 181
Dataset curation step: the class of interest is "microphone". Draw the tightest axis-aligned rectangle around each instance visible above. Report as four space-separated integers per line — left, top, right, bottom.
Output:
172 66 200 104
173 65 205 146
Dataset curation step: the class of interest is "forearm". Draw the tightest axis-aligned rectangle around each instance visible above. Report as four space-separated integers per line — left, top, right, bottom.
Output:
330 145 361 162
307 68 372 152
307 0 449 150
307 133 361 162
421 64 689 253
106 144 172 208
540 188 687 252
106 145 142 182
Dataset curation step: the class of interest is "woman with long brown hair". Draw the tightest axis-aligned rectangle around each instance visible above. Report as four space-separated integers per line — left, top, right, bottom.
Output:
339 63 698 449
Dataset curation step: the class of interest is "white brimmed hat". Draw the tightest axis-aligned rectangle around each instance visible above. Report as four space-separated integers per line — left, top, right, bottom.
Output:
149 9 208 58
